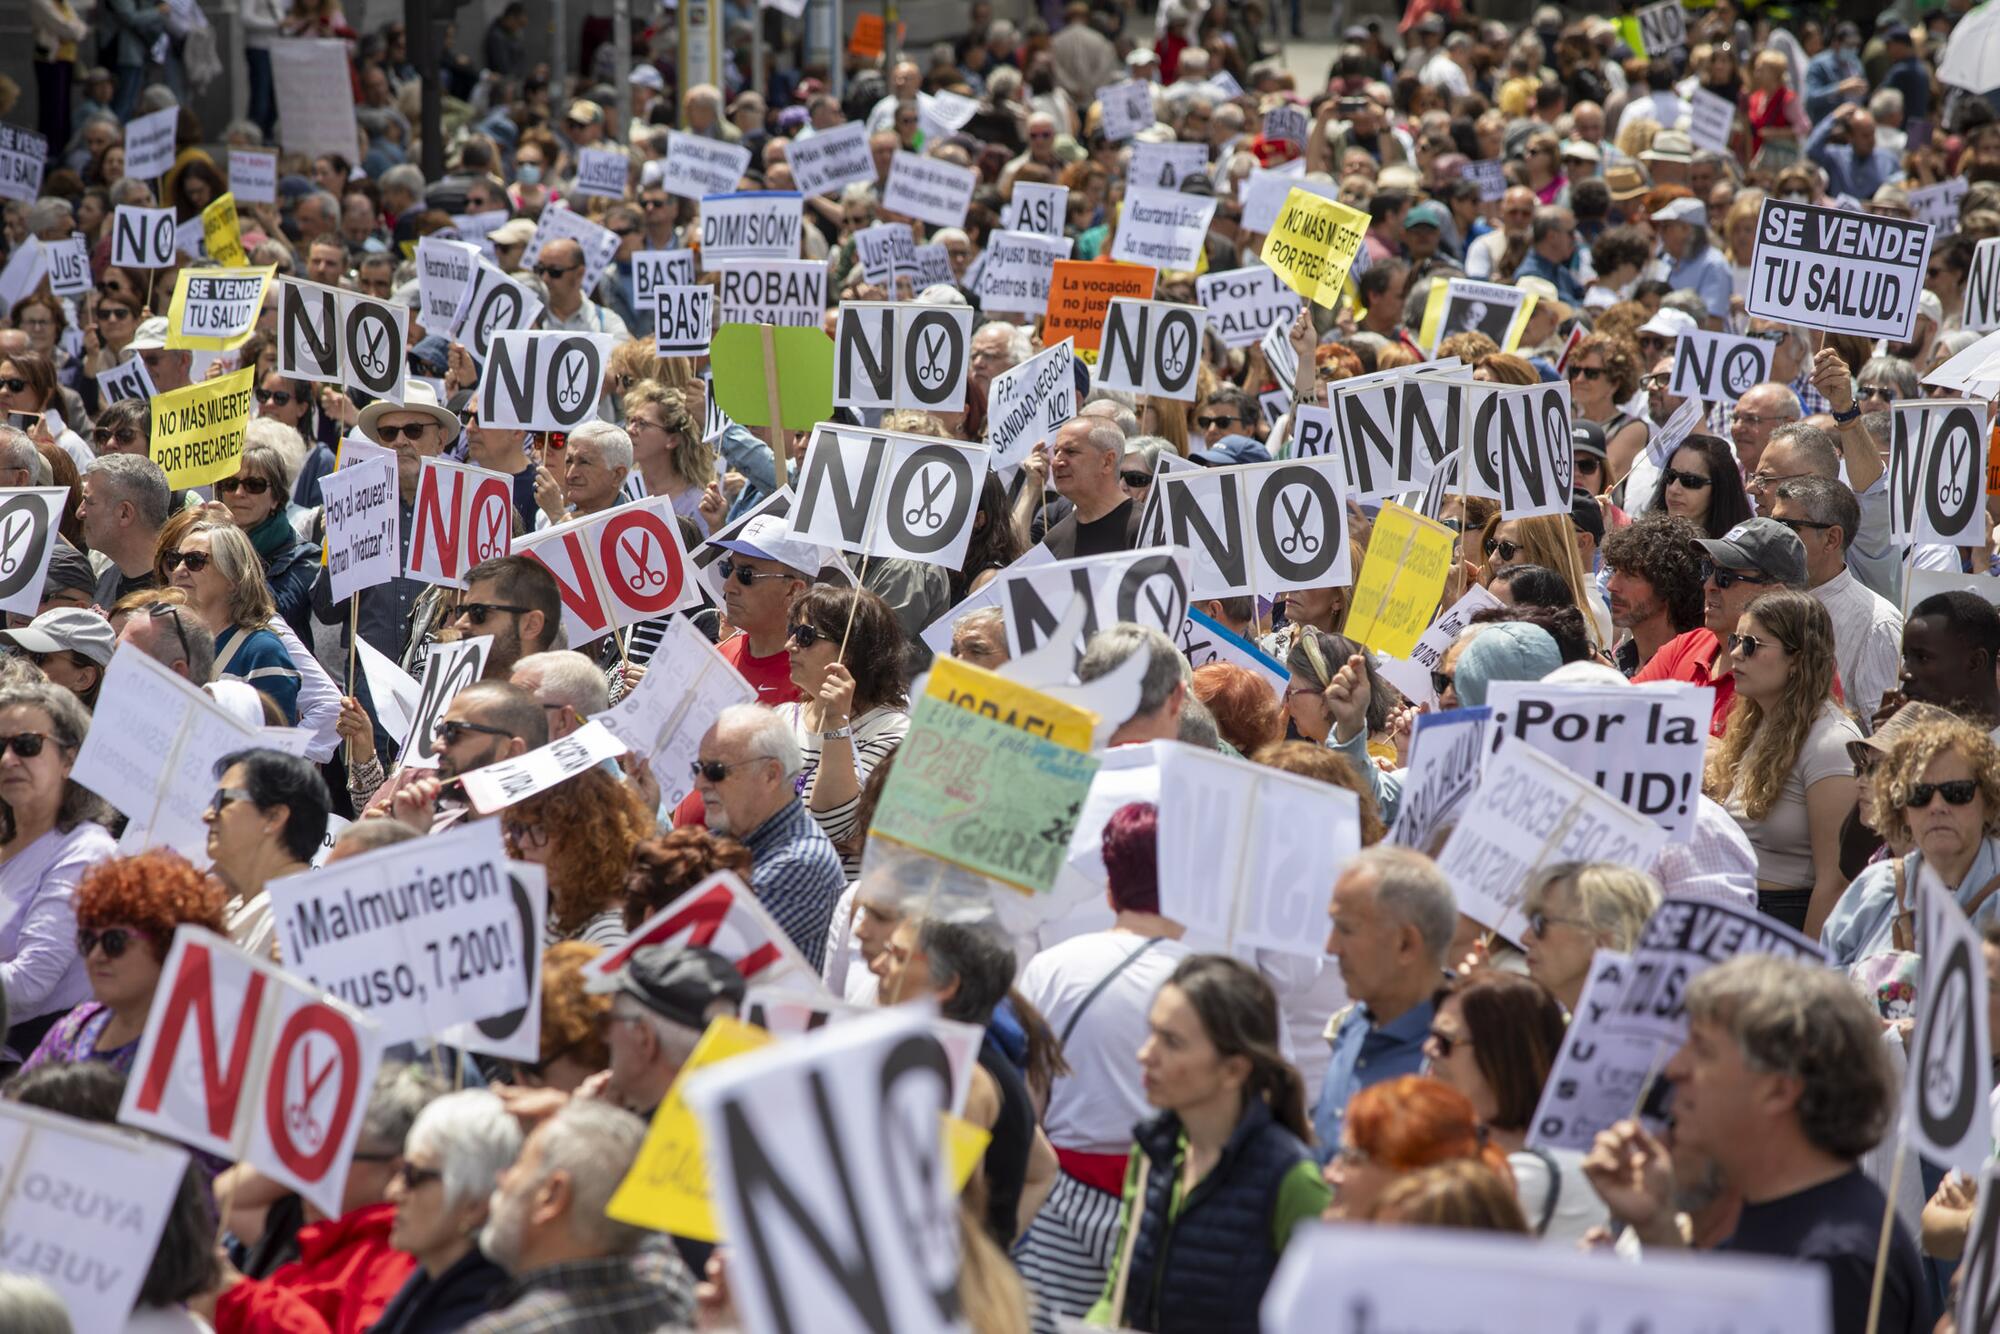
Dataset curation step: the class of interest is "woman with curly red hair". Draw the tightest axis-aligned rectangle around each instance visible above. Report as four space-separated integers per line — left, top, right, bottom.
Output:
501 766 652 948
622 825 754 931
1191 664 1284 755
504 941 615 1092
1324 1075 1515 1221
19 849 228 1075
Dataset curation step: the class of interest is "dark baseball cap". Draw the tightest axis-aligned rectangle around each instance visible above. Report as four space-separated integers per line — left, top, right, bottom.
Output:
585 944 745 1026
1569 420 1607 461
40 544 97 603
1691 518 1807 588
1569 489 1604 544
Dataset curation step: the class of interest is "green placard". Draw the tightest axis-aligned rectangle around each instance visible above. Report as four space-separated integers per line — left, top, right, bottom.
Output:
869 695 1101 894
710 323 835 431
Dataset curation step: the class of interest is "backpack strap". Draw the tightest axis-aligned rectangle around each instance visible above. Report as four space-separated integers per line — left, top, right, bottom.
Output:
1522 1144 1562 1236
1060 937 1168 1048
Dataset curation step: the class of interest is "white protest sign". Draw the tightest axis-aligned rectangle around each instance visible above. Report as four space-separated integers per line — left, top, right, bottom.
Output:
1427 278 1532 353
986 338 1077 471
1747 197 1934 340
0 125 47 204
630 249 697 322
228 148 278 204
1455 378 1574 518
974 229 1072 315
1097 80 1156 142
513 496 701 646
173 215 206 262
1687 86 1734 155
42 234 90 298
1139 455 1352 598
1264 1224 1829 1334
0 1100 191 1332
407 457 514 589
0 490 70 620
571 146 632 200
449 262 545 363
520 204 621 293
319 455 400 602
456 719 630 814
276 277 407 403
117 926 384 1217
681 1007 965 1334
713 260 826 327
111 205 180 269
834 301 973 412
654 285 713 356
917 545 1055 659
1435 736 1668 943
1483 681 1713 841
588 869 828 998
124 106 179 181
699 190 804 264
1605 893 1826 1046
660 131 750 201
0 238 45 312
598 615 756 810
436 862 546 1062
1128 141 1210 190
1385 705 1491 855
854 221 919 287
1240 170 1340 234
449 208 509 261
1109 185 1216 272
396 634 494 769
356 635 420 748
414 236 482 335
912 243 954 289
787 121 874 199
1913 178 1969 240
690 486 858 603
1967 237 2000 332
1463 158 1509 202
1889 398 1986 544
1909 863 1994 1175
1669 328 1770 403
1175 606 1289 700
1196 265 1303 349
882 151 977 230
997 546 1190 666
1646 393 1706 468
1636 0 1688 53
1960 1162 2000 1334
920 87 982 144
480 329 617 433
268 821 528 1044
1007 182 1068 238
787 425 990 567
97 354 157 405
1096 298 1201 400
1155 740 1359 954
272 38 358 159
1263 104 1309 146
1526 950 1670 1151
1329 369 1471 500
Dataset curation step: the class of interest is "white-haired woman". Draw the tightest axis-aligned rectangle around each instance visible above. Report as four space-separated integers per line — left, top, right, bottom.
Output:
166 521 302 723
374 1089 523 1334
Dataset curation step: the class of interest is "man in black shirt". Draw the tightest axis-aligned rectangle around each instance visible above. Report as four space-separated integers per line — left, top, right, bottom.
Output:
1584 956 1930 1334
1042 416 1141 559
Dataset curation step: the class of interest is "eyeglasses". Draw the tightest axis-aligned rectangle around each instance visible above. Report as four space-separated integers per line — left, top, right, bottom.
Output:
1636 335 1670 351
609 227 637 239
1857 385 1896 402
1640 373 1670 390
254 388 293 406
374 422 436 442
1425 1028 1471 1059
1430 670 1453 696
1526 910 1589 938
1566 365 1607 381
641 197 671 210
1909 780 1981 808
205 785 255 817
92 427 139 448
1661 467 1712 491
161 549 212 573
1771 516 1833 535
1726 632 1772 658
503 819 549 850
0 731 59 760
1747 469 1808 491
787 622 826 648
456 601 532 626
393 1163 442 1191
436 718 516 746
217 475 271 496
97 306 133 320
77 926 149 959
691 757 760 782
1195 414 1240 429
1698 562 1770 590
145 603 191 664
0 378 27 394
534 263 579 278
718 558 795 587
1120 469 1154 488
1482 536 1523 562
1730 411 1794 428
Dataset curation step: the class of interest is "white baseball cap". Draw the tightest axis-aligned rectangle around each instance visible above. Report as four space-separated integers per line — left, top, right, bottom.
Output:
709 514 828 578
1637 307 1699 339
1650 197 1708 227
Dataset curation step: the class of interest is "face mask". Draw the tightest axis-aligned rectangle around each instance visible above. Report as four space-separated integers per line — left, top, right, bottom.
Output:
517 163 543 186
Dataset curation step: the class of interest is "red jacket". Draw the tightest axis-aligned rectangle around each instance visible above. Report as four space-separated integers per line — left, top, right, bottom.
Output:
217 1202 417 1334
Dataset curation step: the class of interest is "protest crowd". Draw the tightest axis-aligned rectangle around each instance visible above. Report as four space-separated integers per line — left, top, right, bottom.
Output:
23 0 2000 1331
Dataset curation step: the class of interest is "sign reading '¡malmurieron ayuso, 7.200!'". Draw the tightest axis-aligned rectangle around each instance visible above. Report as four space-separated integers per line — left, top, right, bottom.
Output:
1745 198 1934 342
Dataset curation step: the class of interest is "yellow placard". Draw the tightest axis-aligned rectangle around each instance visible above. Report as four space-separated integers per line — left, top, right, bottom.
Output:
149 368 256 488
1503 292 1539 353
607 1015 989 1242
1261 188 1370 309
164 264 273 351
1342 502 1458 660
201 192 247 268
1418 280 1450 354
924 656 1097 752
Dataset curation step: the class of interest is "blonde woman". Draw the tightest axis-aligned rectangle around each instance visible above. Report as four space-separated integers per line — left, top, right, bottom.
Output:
621 380 723 535
1704 589 1857 935
164 521 303 723
1474 512 1610 648
1518 863 1663 1010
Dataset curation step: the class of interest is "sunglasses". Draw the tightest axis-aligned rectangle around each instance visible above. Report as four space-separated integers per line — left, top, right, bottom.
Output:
1430 670 1453 696
1771 516 1833 535
1120 469 1154 488
1661 467 1712 490
1482 537 1522 562
77 926 149 959
787 622 826 648
1909 780 1980 808
394 1163 442 1191
1425 1029 1470 1059
642 197 671 209
145 602 191 664
205 785 255 816
1857 385 1896 402
435 718 514 744
162 550 212 573
1194 415 1240 429
97 306 133 320
1698 562 1769 590
457 600 532 626
217 475 271 495
1574 454 1603 474
254 388 293 406
1726 632 1772 658
92 427 139 448
0 378 27 393
0 731 58 759
691 757 759 782
375 422 436 442
534 263 579 278
718 558 795 587
1566 365 1607 382
610 227 637 239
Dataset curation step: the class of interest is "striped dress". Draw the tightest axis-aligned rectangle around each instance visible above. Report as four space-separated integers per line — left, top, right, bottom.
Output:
779 701 910 881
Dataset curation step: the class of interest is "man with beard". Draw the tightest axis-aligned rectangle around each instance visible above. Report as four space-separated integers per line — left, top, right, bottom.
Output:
1602 513 1707 677
473 1100 695 1332
449 555 561 682
371 681 548 833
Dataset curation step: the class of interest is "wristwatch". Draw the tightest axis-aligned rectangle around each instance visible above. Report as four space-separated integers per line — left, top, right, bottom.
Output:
820 724 853 740
1831 403 1861 424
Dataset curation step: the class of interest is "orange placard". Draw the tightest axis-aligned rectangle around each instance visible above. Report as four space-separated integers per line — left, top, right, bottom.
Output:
849 14 905 57
1989 418 2000 496
1042 260 1157 354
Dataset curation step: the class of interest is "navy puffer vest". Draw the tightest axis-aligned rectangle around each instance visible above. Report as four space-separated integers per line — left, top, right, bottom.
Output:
1116 1098 1315 1333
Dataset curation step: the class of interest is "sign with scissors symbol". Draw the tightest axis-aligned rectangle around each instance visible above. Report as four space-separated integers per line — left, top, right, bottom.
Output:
1277 490 1321 556
0 491 60 611
905 469 948 529
618 532 667 591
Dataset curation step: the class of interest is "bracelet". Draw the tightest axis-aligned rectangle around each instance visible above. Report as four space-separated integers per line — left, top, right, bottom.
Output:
1832 404 1861 424
820 724 853 740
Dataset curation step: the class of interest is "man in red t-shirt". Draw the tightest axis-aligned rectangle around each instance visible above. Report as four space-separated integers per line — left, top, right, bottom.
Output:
1635 517 1809 735
707 513 823 706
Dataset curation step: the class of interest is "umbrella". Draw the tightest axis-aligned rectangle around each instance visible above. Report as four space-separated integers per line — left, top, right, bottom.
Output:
1939 2 2000 94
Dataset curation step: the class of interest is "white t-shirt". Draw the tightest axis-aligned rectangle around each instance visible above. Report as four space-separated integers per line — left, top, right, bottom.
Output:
1016 928 1191 1154
1511 1146 1611 1248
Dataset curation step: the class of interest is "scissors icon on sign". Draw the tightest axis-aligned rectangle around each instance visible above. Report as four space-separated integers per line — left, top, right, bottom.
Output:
619 534 666 590
1277 491 1320 557
905 472 947 528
